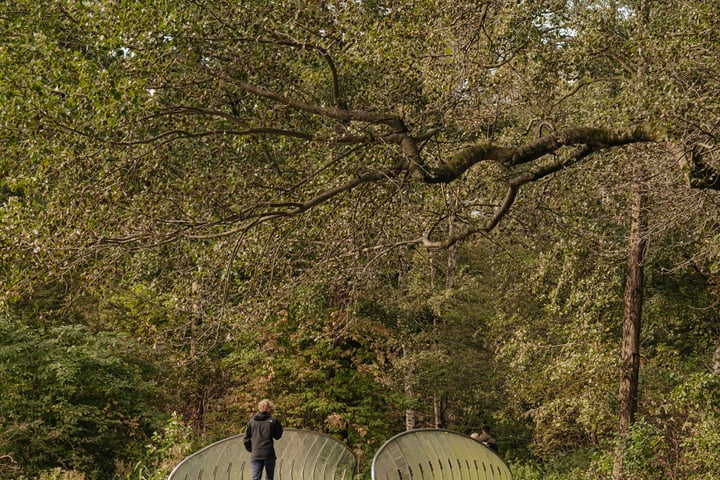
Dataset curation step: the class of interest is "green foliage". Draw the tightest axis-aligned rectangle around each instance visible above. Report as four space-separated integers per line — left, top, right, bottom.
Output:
123 413 194 480
239 286 403 470
24 468 86 480
509 456 591 480
668 374 720 479
0 315 167 479
482 232 624 457
616 418 667 480
1 0 720 478
680 414 720 479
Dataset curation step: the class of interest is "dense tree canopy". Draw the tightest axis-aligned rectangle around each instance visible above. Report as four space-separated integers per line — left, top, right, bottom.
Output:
1 0 720 479
3 0 718 299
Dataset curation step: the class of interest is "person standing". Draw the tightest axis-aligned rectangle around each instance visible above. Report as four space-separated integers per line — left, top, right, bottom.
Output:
477 425 499 453
471 425 499 453
243 399 284 480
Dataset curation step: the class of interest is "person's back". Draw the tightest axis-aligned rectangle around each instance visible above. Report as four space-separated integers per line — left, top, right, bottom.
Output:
243 399 283 480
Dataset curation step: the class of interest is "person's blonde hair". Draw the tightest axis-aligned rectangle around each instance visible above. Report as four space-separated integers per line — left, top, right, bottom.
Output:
258 399 275 413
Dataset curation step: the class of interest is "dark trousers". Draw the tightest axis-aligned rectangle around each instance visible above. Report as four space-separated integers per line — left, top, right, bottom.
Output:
250 458 276 480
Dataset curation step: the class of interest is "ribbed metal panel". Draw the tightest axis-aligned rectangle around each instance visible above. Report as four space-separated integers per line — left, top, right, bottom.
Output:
371 429 512 480
168 428 356 480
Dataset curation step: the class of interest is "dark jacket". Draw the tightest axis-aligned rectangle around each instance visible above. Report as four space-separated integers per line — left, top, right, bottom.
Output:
242 411 283 460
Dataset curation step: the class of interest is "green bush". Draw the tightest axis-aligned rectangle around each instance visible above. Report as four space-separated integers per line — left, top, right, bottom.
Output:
0 316 167 479
123 413 194 480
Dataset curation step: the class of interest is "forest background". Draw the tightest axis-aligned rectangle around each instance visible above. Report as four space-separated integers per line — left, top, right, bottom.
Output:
1 1 720 479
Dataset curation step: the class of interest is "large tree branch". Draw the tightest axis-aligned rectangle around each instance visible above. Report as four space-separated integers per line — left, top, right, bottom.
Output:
425 125 658 183
680 144 720 190
112 127 314 146
126 106 438 147
97 121 720 252
415 144 602 249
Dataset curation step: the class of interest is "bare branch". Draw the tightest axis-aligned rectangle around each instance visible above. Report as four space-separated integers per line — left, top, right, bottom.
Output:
221 75 407 132
112 127 314 146
260 34 344 109
96 165 403 248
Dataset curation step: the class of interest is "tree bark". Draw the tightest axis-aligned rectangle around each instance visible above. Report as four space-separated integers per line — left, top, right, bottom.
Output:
613 180 648 480
433 394 447 429
404 343 416 431
433 213 457 429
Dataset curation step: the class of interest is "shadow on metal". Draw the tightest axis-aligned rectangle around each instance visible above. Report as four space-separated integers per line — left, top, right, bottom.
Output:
371 429 512 480
168 428 356 480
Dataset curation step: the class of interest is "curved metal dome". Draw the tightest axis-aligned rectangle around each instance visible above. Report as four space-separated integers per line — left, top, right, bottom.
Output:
372 429 512 480
168 428 356 480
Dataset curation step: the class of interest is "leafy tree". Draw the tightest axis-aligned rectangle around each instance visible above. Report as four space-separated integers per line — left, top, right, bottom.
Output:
207 283 405 472
355 247 496 431
0 315 167 479
2 1 720 478
3 0 717 308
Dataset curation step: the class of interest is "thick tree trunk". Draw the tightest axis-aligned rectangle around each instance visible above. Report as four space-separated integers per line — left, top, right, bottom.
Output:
613 184 648 480
713 334 720 375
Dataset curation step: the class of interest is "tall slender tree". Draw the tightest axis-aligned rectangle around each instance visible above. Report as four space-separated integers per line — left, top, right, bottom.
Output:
614 168 648 478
